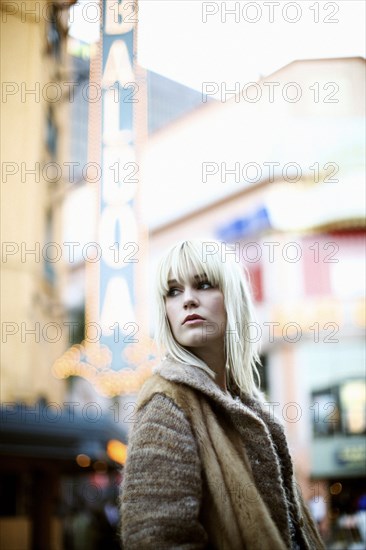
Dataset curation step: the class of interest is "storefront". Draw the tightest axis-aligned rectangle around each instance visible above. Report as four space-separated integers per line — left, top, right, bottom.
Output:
0 400 126 550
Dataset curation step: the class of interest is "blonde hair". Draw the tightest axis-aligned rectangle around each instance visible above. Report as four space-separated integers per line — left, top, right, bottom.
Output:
154 239 262 397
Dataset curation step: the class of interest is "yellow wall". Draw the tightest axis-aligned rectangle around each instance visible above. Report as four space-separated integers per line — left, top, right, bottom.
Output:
1 2 68 403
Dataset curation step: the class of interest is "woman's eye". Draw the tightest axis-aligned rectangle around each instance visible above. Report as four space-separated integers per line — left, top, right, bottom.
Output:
198 281 212 289
167 288 180 297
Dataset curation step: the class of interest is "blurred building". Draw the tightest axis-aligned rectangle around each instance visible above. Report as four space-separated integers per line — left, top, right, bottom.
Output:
0 3 126 549
142 57 366 546
0 0 73 405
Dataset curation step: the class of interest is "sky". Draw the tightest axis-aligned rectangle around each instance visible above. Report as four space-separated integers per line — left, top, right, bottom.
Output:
69 0 366 92
137 0 366 91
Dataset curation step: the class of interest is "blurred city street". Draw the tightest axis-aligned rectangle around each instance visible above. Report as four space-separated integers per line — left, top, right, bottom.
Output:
1 1 365 549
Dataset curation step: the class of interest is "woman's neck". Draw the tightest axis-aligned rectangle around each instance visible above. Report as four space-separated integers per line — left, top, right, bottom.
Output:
187 346 227 392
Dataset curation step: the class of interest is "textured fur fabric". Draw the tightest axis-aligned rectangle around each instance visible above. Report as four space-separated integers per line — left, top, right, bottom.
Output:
120 357 325 550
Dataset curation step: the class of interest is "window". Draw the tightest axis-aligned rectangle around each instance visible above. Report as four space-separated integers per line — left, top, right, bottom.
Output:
311 380 366 437
311 387 341 437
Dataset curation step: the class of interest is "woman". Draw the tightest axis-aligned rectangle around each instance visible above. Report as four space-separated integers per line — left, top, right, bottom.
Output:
120 239 324 549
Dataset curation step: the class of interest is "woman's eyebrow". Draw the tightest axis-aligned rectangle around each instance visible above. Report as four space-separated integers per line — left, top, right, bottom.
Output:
194 273 208 280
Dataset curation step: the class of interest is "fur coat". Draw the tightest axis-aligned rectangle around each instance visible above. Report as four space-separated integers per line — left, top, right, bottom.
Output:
120 357 325 550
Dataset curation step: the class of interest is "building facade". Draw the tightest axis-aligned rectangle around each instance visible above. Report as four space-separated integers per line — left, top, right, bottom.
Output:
1 3 126 549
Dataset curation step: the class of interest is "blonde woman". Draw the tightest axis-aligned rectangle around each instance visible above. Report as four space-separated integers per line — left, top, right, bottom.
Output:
120 239 324 550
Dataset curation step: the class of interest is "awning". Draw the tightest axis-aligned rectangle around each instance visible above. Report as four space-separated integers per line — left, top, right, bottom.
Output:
0 400 127 463
216 172 365 240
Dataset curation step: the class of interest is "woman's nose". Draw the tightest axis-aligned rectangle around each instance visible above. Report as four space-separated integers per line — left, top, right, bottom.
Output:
183 287 198 308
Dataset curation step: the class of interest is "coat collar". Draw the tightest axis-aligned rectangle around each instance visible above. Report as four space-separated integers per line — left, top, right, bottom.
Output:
152 355 268 429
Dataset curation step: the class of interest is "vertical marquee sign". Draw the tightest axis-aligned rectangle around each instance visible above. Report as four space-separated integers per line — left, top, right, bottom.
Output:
99 0 139 371
52 0 156 395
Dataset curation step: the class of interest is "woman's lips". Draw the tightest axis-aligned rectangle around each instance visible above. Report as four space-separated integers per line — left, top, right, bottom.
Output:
183 317 205 325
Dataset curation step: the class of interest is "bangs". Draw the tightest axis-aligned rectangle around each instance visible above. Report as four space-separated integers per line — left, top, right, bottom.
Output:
156 240 223 297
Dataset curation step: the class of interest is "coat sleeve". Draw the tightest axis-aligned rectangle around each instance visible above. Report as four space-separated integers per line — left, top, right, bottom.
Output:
120 392 209 549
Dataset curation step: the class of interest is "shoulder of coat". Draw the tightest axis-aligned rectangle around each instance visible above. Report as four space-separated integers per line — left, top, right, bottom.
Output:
135 373 194 413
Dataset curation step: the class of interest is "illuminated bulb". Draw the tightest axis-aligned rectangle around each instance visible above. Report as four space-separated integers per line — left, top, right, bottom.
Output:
107 439 127 465
330 482 342 495
76 454 91 467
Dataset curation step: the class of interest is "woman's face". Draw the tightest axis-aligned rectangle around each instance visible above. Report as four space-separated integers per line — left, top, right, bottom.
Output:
165 267 227 353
